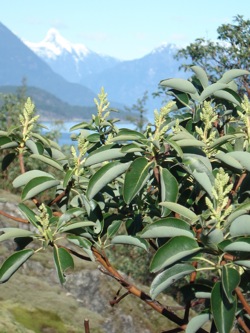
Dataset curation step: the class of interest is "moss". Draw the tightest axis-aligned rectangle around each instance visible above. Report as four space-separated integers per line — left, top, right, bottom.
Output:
10 307 68 333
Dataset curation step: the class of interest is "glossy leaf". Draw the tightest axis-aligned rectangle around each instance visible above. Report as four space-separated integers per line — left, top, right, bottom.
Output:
216 152 243 170
159 202 198 223
110 129 146 142
53 246 74 284
30 154 64 171
25 139 44 155
150 236 200 273
0 249 34 283
140 218 194 239
186 313 210 333
199 82 228 102
211 282 237 333
21 177 60 201
191 66 209 88
67 235 95 261
107 220 123 239
85 145 126 166
222 238 250 252
0 228 34 242
123 157 154 204
160 78 197 94
219 69 250 84
150 263 195 299
18 203 39 228
159 167 178 217
111 235 149 251
87 161 131 200
13 170 55 188
58 221 96 232
230 215 250 237
227 151 250 172
222 266 240 304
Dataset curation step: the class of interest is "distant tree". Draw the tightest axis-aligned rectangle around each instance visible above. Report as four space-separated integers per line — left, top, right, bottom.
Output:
125 90 148 132
175 15 250 97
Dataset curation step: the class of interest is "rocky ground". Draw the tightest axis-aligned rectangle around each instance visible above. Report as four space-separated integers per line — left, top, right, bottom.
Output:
0 190 181 333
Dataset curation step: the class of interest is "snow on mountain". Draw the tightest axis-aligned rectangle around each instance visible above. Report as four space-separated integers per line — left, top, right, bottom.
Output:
25 28 90 60
24 28 120 84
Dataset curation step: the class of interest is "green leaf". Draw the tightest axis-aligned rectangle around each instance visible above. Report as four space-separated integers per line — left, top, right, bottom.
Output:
110 129 146 142
234 260 250 269
120 143 144 153
219 69 250 84
164 138 183 158
111 235 149 251
30 154 64 171
13 170 55 188
227 151 250 171
159 167 178 217
53 246 74 284
123 157 154 204
86 133 100 143
85 145 126 166
230 215 250 237
0 136 18 149
222 238 250 252
140 218 194 239
150 263 195 299
200 229 224 251
191 66 209 88
63 168 75 188
214 89 242 106
150 236 200 273
21 177 60 201
199 82 228 102
175 139 206 147
159 202 198 223
107 220 123 239
211 282 237 333
58 221 96 232
160 78 197 94
186 313 210 333
18 203 39 228
2 152 16 171
0 228 34 242
222 266 240 304
209 135 237 149
0 249 34 283
216 152 243 170
25 139 44 154
87 161 131 200
67 235 95 261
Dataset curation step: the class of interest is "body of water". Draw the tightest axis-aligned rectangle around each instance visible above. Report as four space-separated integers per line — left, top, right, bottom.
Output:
41 120 137 146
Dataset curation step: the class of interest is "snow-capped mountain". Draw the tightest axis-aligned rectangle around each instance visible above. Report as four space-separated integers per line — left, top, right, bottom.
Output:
25 29 120 84
25 29 187 110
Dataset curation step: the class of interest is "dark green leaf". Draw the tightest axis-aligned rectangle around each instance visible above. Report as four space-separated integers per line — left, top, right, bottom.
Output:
0 249 34 283
53 246 74 284
25 139 44 154
159 167 178 217
150 263 195 299
123 157 154 204
2 152 16 171
140 218 194 239
67 235 95 261
21 177 60 201
107 220 123 239
211 282 237 333
87 161 131 200
18 203 39 228
222 266 240 304
150 236 200 273
111 235 149 251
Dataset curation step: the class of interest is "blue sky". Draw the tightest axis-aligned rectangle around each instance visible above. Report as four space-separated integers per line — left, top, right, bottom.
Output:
1 0 249 60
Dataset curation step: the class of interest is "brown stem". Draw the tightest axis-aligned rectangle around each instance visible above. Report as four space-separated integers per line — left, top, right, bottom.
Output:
235 287 250 315
92 246 208 332
110 291 130 306
0 209 29 223
48 190 67 206
18 152 25 174
84 319 90 333
237 315 250 333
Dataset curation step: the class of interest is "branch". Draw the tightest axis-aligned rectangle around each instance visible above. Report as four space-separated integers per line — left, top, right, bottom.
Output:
235 287 250 315
92 246 208 332
0 209 29 223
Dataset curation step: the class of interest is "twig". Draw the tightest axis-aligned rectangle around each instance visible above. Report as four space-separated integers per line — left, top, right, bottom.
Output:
237 315 250 333
84 319 90 333
235 287 250 315
0 209 29 223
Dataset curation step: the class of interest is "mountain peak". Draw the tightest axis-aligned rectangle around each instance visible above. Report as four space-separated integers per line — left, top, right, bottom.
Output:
24 28 90 59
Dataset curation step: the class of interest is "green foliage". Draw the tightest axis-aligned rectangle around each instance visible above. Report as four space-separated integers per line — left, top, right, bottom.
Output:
0 66 250 332
175 15 250 97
